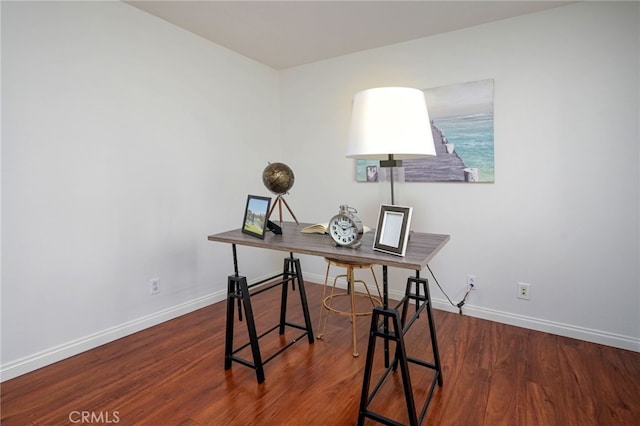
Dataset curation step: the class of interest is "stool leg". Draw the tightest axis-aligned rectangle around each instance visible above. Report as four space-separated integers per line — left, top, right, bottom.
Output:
358 279 377 308
316 262 332 339
319 269 343 340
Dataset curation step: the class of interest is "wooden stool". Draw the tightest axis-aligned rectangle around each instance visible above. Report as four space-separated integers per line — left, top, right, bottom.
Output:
316 258 382 357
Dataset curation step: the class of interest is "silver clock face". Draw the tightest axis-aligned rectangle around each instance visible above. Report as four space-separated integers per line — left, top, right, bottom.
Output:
330 216 357 245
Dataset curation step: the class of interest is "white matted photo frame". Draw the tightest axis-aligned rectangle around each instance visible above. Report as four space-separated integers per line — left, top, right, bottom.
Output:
242 195 272 239
373 205 413 256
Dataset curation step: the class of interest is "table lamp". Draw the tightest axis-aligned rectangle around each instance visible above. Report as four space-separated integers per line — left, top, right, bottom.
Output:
346 87 436 205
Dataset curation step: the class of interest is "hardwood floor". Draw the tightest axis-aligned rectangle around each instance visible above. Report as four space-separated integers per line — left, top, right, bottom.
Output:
2 282 639 425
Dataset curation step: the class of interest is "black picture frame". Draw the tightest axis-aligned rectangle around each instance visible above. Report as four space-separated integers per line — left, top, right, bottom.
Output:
242 195 272 239
373 204 413 256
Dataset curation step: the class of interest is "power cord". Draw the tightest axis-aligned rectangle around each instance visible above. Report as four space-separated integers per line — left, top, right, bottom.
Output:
426 265 474 315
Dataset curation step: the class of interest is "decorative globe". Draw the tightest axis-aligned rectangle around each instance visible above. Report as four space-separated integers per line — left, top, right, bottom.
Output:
262 162 295 195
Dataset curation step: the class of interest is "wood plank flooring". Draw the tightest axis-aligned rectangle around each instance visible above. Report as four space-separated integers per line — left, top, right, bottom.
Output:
2 281 639 425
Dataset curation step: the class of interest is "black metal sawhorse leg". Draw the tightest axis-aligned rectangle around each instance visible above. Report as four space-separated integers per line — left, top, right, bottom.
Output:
358 270 443 425
224 247 314 384
281 254 314 344
359 306 418 426
401 275 443 389
225 273 266 382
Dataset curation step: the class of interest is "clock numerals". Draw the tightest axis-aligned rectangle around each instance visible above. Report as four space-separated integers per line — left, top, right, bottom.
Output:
328 209 362 248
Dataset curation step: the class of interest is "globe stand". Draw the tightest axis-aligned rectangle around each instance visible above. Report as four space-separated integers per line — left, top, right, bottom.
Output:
267 194 299 225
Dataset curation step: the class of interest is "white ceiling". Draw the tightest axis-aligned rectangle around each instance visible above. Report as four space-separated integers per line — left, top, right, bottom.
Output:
125 1 573 70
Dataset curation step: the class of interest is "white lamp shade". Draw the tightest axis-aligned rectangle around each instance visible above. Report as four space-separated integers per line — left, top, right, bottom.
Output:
346 87 436 160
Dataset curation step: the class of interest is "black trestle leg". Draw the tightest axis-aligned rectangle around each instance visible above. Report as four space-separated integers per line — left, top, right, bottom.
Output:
224 253 313 384
286 256 314 344
225 275 241 371
422 277 443 387
358 306 418 426
358 307 379 426
280 258 290 335
359 272 443 425
238 275 265 383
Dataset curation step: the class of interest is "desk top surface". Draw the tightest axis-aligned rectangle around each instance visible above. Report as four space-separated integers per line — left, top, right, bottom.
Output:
208 222 450 271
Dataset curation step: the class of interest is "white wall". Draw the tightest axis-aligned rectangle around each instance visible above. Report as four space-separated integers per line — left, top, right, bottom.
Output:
280 2 640 350
2 1 638 382
1 1 282 379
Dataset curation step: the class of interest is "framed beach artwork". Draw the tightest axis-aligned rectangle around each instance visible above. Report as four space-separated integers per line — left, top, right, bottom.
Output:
356 79 495 183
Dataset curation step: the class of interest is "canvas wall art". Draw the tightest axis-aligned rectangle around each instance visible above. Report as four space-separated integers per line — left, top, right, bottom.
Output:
356 79 495 183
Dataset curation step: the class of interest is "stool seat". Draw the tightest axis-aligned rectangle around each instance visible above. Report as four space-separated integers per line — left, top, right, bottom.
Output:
323 258 372 269
316 258 382 357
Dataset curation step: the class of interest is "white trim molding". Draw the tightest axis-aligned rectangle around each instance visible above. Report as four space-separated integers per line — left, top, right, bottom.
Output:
307 271 640 352
4 271 637 382
428 295 640 353
0 291 227 382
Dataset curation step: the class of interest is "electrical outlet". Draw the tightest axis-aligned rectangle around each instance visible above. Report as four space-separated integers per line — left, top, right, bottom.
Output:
467 274 477 289
150 278 160 295
517 282 530 300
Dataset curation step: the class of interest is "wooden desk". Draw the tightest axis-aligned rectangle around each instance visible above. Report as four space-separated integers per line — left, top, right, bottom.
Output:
209 222 450 425
209 222 449 271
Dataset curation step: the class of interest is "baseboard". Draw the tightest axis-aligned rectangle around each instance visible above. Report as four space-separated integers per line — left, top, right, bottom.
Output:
424 293 639 353
4 271 637 382
2 270 287 382
0 290 228 382
306 271 639 352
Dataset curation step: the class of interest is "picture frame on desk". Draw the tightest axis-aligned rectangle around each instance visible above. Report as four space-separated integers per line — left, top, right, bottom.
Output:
242 195 272 239
373 204 413 256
